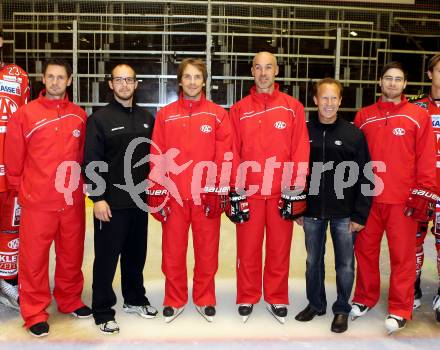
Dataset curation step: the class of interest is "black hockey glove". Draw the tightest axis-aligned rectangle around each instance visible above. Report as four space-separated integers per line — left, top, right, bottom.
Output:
226 191 250 224
278 189 307 220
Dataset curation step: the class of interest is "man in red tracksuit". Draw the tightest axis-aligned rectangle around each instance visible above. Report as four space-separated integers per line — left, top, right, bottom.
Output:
229 51 309 324
0 30 30 309
147 58 231 323
410 53 440 322
5 58 91 337
351 61 438 334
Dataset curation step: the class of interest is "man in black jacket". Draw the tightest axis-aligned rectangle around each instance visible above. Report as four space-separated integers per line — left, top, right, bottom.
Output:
294 78 372 333
83 63 158 334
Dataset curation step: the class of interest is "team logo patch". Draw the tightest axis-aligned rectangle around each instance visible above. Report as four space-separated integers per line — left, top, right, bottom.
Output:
72 129 81 137
335 140 342 146
274 121 286 129
7 238 19 250
200 125 212 133
392 127 405 136
0 96 19 120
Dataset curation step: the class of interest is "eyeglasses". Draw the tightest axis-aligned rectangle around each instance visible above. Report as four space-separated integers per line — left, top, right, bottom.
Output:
112 77 136 84
382 76 405 83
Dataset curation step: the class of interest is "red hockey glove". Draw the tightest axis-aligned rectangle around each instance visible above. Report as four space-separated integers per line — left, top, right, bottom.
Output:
201 187 229 218
226 191 250 224
146 188 170 223
278 189 307 220
404 188 440 222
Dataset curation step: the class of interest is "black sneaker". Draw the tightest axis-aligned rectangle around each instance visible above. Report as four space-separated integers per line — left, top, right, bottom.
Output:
71 305 93 318
238 304 253 323
28 322 49 337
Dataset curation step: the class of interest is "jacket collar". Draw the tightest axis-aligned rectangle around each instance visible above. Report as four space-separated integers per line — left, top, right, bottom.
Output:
37 89 70 108
109 97 136 113
309 112 340 129
377 94 408 112
250 83 280 105
178 92 206 110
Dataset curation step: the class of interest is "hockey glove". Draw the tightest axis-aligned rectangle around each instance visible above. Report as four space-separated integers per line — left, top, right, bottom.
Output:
146 188 171 223
201 187 229 218
278 189 307 220
226 191 250 224
404 188 440 222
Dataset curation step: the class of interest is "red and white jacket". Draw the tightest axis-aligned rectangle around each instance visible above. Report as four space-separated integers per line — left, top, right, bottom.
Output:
229 83 309 198
354 95 437 204
0 63 30 192
411 93 440 192
149 93 231 201
4 90 87 210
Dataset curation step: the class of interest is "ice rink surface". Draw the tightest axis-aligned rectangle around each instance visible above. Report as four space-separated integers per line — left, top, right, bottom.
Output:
1 207 439 349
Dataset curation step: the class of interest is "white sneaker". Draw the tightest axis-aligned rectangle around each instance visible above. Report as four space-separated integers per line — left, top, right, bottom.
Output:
432 294 440 322
385 314 406 334
413 298 421 310
99 320 119 334
0 280 19 310
123 303 158 319
350 303 370 320
432 294 440 311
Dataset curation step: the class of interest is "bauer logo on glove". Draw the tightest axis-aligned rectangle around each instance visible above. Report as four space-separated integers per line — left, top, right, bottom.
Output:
404 187 440 222
146 188 171 223
202 186 229 218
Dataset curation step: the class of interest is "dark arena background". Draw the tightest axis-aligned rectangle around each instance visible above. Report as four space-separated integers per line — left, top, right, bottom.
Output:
0 1 439 349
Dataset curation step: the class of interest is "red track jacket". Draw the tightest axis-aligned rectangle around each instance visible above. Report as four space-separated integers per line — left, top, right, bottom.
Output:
411 94 440 191
229 83 309 198
4 90 87 210
150 93 231 201
354 95 437 204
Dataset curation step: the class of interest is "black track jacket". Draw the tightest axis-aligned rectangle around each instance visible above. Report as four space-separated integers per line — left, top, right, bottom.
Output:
305 114 372 225
83 98 154 208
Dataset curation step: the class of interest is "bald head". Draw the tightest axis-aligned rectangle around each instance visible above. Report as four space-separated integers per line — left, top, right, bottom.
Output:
251 51 279 94
252 51 277 66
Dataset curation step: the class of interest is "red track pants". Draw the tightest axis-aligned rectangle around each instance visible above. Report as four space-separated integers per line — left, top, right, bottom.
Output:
19 203 86 328
353 202 417 320
161 199 220 307
236 197 293 305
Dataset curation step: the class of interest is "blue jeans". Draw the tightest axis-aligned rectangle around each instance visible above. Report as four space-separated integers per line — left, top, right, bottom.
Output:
303 217 355 315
